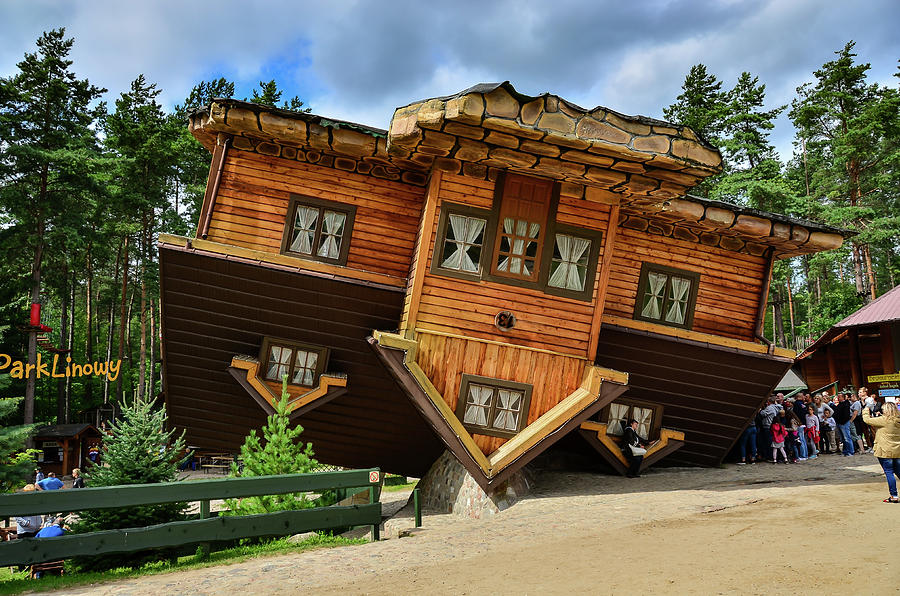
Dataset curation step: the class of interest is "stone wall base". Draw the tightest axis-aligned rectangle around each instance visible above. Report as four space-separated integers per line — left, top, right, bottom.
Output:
416 451 532 519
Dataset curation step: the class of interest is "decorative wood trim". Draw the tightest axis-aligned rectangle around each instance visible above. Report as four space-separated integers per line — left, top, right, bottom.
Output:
602 314 796 359
579 420 685 475
587 202 620 359
197 134 230 239
402 171 442 337
228 356 348 418
755 247 776 344
157 233 406 289
257 337 329 387
369 331 628 489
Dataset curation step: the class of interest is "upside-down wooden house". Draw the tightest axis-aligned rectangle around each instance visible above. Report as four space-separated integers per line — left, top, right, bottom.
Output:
159 82 847 488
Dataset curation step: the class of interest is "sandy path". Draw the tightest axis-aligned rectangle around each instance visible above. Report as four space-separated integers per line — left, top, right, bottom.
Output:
54 454 899 595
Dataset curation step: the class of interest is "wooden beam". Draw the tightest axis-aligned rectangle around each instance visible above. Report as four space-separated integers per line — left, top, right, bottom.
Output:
603 314 796 360
826 343 838 386
402 171 442 338
158 233 407 289
880 323 896 374
586 203 620 360
848 328 862 388
754 247 775 344
197 134 230 239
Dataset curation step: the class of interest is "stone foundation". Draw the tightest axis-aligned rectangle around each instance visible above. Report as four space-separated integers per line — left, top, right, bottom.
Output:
416 451 533 519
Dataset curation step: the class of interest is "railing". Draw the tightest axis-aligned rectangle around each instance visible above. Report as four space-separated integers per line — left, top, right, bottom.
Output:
0 469 382 566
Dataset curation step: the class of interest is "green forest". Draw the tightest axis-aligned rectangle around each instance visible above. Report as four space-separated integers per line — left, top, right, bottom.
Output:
1 29 898 428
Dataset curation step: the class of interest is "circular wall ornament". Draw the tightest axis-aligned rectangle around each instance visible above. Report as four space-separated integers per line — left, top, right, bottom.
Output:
495 311 517 331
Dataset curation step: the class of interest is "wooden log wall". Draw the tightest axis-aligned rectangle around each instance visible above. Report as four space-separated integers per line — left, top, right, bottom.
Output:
802 331 887 394
205 149 425 280
412 173 611 357
415 333 586 455
604 225 766 341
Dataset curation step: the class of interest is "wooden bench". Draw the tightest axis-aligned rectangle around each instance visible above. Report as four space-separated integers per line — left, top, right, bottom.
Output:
30 560 64 579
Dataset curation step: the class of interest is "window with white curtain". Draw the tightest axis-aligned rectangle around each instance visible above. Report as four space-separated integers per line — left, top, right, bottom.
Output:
261 339 329 388
604 400 662 440
456 374 533 439
282 196 356 265
440 213 487 273
548 233 592 292
635 263 700 329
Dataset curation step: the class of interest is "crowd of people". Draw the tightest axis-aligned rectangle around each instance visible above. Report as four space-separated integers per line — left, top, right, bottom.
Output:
11 468 84 541
737 386 900 502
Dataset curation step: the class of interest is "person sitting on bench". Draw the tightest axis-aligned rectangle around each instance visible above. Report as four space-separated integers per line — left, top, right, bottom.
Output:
15 484 42 539
622 419 649 478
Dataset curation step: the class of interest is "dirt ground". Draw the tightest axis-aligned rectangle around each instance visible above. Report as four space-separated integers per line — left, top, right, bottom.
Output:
54 453 900 595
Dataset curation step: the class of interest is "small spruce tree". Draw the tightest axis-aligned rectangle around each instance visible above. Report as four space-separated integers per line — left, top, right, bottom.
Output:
226 376 322 515
0 397 39 492
75 396 186 532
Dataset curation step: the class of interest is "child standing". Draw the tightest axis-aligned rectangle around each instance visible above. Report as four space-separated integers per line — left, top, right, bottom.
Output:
771 415 790 463
822 410 837 453
805 404 820 459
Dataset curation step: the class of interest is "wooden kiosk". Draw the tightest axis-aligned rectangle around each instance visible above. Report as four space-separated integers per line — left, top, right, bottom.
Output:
160 82 847 487
32 423 101 478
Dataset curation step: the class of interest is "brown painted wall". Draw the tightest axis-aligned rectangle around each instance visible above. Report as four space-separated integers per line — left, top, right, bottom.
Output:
801 329 887 395
594 326 791 466
205 149 424 280
604 225 765 341
160 245 444 476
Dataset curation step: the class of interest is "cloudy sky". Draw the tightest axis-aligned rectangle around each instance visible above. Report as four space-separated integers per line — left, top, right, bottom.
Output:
2 1 898 159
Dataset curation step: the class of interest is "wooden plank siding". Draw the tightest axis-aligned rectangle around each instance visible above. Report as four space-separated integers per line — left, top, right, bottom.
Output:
159 245 445 477
412 173 612 357
594 326 792 467
415 333 588 455
603 225 766 341
800 329 886 394
204 150 424 280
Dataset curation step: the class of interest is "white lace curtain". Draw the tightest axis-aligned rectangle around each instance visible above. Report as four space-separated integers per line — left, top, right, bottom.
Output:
442 214 485 272
493 389 522 431
464 384 493 426
665 276 691 324
289 206 318 254
548 234 591 291
291 350 318 386
640 271 668 319
317 210 346 259
607 402 629 435
497 217 540 276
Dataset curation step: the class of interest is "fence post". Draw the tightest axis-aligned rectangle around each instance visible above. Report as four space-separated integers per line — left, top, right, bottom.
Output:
369 486 379 542
198 500 211 560
413 488 421 528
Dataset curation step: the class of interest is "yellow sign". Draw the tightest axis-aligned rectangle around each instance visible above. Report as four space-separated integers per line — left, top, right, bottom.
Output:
868 373 900 383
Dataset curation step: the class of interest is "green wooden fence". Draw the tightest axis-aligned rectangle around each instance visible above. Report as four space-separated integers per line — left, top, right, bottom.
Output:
0 469 382 566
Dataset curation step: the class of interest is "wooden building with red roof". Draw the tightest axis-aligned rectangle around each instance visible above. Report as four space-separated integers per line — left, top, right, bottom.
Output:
159 82 847 488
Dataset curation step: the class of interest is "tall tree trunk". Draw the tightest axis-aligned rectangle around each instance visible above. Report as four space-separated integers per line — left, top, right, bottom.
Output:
25 220 45 427
863 244 877 300
105 239 122 404
138 213 148 402
65 269 75 423
57 265 70 424
85 244 94 407
773 285 787 347
117 235 130 401
785 274 796 348
149 298 157 400
125 289 135 365
850 242 866 296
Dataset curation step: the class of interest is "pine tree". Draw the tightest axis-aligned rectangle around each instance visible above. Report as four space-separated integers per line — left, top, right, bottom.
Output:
226 376 322 515
0 396 39 492
249 79 311 113
789 41 900 300
75 396 186 533
0 29 105 424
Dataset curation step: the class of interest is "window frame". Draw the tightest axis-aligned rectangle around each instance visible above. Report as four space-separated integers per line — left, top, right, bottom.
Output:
455 373 533 439
482 172 559 289
429 202 495 281
280 194 357 266
258 337 330 388
538 222 604 301
633 262 701 330
600 399 664 441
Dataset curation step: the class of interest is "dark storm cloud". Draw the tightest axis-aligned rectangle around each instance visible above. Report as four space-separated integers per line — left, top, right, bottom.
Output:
1 0 897 157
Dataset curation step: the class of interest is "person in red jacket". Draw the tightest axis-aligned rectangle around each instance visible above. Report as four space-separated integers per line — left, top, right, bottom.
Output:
771 416 789 464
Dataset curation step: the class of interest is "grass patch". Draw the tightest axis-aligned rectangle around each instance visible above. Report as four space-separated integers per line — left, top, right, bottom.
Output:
0 533 365 595
381 481 417 493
